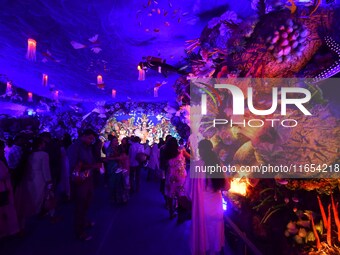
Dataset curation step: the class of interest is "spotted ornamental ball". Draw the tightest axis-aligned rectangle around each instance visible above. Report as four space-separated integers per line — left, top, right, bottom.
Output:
265 19 309 63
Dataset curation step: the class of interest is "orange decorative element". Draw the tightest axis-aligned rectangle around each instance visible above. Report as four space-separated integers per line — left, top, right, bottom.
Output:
26 38 37 61
331 194 340 242
317 196 327 229
310 213 322 251
229 178 247 196
327 204 332 246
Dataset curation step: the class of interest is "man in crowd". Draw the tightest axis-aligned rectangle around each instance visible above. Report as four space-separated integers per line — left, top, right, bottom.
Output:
7 135 25 190
129 136 144 193
159 135 172 204
67 129 101 241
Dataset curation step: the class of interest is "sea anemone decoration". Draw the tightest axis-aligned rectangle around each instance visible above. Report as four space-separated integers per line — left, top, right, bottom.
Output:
265 19 309 63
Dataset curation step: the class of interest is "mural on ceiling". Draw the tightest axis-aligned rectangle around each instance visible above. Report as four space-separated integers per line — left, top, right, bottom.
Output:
0 0 221 102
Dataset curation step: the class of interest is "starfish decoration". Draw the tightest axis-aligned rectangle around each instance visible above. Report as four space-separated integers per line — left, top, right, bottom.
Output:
311 36 340 84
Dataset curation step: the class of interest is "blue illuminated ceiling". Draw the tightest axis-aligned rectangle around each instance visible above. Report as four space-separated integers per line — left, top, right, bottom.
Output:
0 0 251 105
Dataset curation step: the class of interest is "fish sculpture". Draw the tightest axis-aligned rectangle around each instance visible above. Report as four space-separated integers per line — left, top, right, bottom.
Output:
286 0 323 16
285 0 297 14
138 56 188 77
42 50 61 63
70 34 102 53
155 81 167 88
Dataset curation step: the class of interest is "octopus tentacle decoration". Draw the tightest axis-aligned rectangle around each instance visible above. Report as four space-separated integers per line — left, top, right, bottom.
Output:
311 36 340 84
310 0 322 16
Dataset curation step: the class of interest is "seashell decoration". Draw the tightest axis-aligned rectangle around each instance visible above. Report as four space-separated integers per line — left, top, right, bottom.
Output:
265 19 309 63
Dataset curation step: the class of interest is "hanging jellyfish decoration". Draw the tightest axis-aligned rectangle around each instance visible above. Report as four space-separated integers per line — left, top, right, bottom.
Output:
153 81 166 97
112 89 116 98
6 81 12 96
97 75 105 89
53 90 59 101
154 87 159 97
26 38 37 61
42 74 48 86
28 92 33 102
137 63 146 81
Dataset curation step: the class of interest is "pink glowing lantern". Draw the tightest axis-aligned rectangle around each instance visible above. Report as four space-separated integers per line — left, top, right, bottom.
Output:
154 87 159 97
54 90 59 101
26 38 37 61
6 81 11 90
42 74 48 86
28 92 33 102
97 75 105 89
97 75 103 84
6 82 12 96
138 65 145 81
112 89 116 98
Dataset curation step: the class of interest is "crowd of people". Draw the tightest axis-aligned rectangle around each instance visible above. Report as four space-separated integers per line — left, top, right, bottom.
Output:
0 128 229 254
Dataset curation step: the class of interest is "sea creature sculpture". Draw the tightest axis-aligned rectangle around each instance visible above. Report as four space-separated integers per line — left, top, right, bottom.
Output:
265 19 308 63
138 56 188 77
70 34 102 53
285 0 297 14
284 0 323 16
311 36 340 83
310 0 322 16
41 50 61 63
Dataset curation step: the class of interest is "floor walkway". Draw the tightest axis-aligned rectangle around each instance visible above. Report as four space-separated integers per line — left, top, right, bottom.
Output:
0 171 191 255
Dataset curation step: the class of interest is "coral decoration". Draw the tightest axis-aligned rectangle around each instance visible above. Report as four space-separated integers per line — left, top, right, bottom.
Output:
331 194 340 242
310 213 322 251
317 196 328 229
265 19 308 63
327 204 332 246
26 38 37 61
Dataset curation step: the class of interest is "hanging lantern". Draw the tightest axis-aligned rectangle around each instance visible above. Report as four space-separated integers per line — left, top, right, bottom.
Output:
97 75 103 84
28 92 33 102
6 81 11 91
26 38 37 61
42 74 48 86
6 81 12 96
112 89 116 98
97 75 105 89
138 64 145 81
158 66 162 73
53 90 59 101
154 87 159 97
